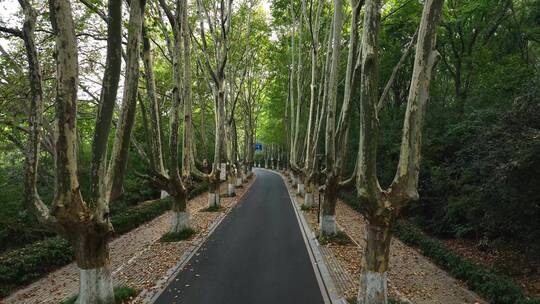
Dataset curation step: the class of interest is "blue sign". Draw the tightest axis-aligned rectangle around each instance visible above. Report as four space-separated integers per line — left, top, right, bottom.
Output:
255 143 263 151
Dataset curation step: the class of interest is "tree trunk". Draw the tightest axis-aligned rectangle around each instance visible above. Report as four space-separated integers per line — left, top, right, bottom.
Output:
357 222 392 304
320 173 338 235
142 25 166 176
71 233 114 304
304 180 316 207
354 0 445 302
170 191 190 233
320 189 338 235
297 178 305 196
78 265 114 304
107 0 146 201
208 178 221 208
227 171 236 196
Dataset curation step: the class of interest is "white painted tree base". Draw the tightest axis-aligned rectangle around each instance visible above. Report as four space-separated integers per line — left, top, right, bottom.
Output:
304 192 314 207
235 178 242 187
320 215 337 235
290 175 297 187
160 190 169 199
357 271 388 304
297 183 305 196
208 192 220 208
170 211 190 233
78 265 114 304
227 183 235 195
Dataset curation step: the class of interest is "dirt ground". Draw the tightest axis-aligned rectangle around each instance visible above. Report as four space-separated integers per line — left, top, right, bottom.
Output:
284 176 485 304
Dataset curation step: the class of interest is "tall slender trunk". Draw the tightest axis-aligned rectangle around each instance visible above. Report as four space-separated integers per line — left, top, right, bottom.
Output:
107 0 146 201
89 0 122 208
320 0 344 235
304 180 316 207
142 25 166 176
180 0 194 226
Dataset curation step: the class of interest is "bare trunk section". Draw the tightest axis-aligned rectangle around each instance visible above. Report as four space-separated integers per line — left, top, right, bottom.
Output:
142 25 166 176
319 0 344 236
16 0 53 224
357 223 392 304
78 265 114 304
304 181 316 207
320 175 339 235
170 191 190 233
208 179 221 208
70 231 114 304
89 0 123 213
107 0 146 201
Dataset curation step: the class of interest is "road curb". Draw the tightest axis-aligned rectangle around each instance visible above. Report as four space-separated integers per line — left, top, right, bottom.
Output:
261 168 346 304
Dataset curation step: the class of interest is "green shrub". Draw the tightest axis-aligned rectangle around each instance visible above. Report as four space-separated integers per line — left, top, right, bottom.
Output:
0 237 72 297
160 228 196 242
317 231 353 246
300 204 312 211
111 198 171 235
204 205 223 212
61 286 138 304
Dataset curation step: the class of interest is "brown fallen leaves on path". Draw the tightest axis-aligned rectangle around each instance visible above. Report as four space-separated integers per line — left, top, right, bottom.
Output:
3 177 256 304
284 175 485 304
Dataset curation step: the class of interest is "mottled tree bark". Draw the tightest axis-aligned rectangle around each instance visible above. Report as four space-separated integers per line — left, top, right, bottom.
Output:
22 0 143 302
107 0 146 201
17 0 51 224
141 25 166 177
153 0 193 232
194 0 233 207
319 0 363 235
355 0 444 302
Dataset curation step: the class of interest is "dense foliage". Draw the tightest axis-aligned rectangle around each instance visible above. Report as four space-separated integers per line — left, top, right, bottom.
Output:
262 0 540 253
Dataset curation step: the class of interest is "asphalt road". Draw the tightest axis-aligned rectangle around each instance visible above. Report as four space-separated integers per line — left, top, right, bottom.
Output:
154 169 325 304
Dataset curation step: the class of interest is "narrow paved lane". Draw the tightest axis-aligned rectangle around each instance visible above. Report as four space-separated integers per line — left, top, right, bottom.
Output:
154 169 325 304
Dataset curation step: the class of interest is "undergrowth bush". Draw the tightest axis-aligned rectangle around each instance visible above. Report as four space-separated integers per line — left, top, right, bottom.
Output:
317 231 353 246
160 228 196 242
61 286 138 304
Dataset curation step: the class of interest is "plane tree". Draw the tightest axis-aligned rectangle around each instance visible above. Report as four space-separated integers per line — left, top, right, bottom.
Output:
354 0 445 302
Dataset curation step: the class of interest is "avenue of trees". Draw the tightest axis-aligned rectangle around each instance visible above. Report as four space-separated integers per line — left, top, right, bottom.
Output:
259 0 538 302
0 0 539 303
1 0 268 302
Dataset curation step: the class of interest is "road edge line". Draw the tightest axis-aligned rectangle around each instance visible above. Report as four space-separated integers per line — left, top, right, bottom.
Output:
261 168 346 304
